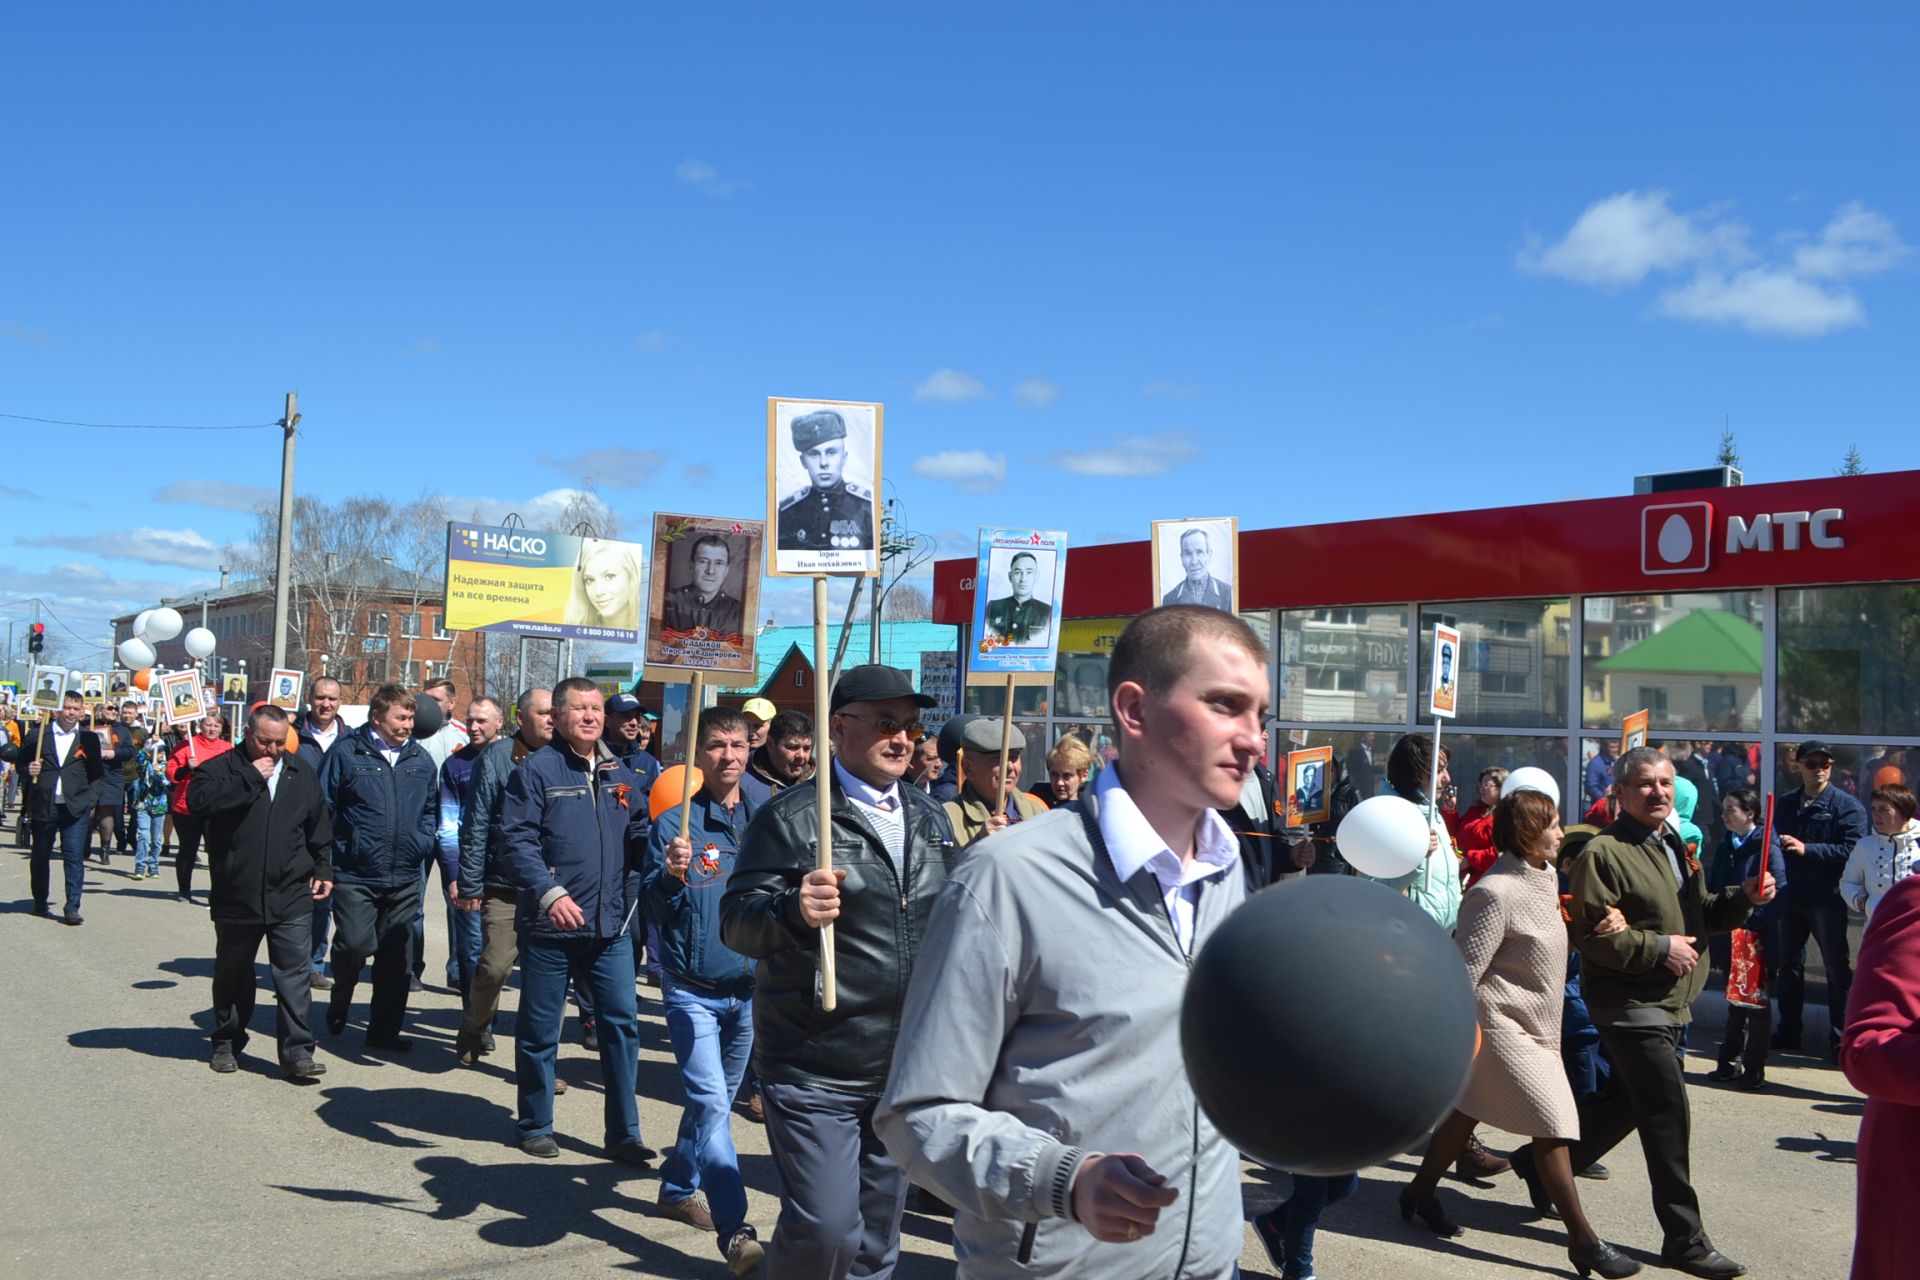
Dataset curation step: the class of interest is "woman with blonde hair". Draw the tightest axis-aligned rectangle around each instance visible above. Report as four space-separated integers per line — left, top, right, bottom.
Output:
565 538 641 632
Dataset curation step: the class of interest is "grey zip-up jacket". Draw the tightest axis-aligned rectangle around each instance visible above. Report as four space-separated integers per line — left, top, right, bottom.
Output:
875 783 1245 1279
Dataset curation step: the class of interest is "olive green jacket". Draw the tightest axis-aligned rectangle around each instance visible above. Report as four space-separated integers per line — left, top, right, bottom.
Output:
1569 815 1754 1024
943 784 1047 849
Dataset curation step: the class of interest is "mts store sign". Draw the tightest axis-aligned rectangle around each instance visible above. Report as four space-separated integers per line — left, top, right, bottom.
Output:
1641 502 1846 576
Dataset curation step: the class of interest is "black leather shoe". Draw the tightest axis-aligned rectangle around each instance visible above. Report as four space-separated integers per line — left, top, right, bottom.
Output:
326 995 349 1037
62 909 83 926
1706 1063 1740 1082
606 1139 660 1168
210 1044 238 1073
1577 1161 1610 1181
364 1033 413 1053
520 1134 559 1158
1661 1247 1747 1278
283 1057 328 1081
1397 1189 1462 1238
1569 1239 1641 1278
1510 1145 1560 1219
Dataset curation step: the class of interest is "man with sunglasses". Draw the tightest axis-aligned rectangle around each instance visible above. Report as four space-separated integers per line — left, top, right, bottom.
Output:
721 664 956 1280
1773 739 1869 1060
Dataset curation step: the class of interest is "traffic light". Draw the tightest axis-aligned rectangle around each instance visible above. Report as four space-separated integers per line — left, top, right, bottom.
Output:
28 622 44 655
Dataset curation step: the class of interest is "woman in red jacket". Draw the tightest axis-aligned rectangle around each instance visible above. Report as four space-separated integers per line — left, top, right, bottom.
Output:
1842 874 1920 1279
167 710 233 904
1458 766 1505 885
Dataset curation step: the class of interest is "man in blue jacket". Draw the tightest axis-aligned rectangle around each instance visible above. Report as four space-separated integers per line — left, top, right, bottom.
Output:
1773 739 1871 1059
645 707 764 1275
317 683 439 1052
500 676 656 1167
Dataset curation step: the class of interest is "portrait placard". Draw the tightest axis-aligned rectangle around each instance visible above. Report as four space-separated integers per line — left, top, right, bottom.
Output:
108 669 131 697
1428 622 1462 719
1054 654 1111 719
78 672 106 708
968 527 1068 680
159 670 207 727
643 512 764 680
29 664 67 714
1620 709 1650 756
222 672 249 704
1285 746 1335 827
765 397 882 578
268 668 304 711
1151 517 1239 614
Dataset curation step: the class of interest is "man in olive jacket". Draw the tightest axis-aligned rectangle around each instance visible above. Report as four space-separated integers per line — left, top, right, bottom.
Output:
189 705 335 1079
720 664 957 1280
1566 747 1772 1280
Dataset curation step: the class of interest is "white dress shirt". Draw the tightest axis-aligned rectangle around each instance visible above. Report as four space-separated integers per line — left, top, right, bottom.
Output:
1093 764 1240 954
835 759 906 873
50 725 78 803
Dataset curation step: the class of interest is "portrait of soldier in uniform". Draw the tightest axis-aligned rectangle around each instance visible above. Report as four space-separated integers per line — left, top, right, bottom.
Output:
662 533 746 639
776 409 873 553
1153 519 1237 613
982 550 1054 647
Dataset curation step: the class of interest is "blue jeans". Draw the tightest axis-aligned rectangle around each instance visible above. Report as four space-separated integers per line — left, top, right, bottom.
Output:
515 932 641 1144
660 979 755 1241
1279 1173 1357 1276
132 810 167 877
448 900 482 997
31 809 90 913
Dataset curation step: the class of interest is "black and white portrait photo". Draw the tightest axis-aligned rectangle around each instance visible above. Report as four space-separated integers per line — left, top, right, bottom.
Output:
981 547 1056 648
766 397 881 577
1055 656 1110 718
647 513 764 677
1151 516 1238 614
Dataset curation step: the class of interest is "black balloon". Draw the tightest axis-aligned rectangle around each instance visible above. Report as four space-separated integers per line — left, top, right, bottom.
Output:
411 690 444 739
1181 875 1478 1175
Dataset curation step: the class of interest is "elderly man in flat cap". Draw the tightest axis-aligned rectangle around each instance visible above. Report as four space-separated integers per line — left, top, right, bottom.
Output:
943 718 1047 847
777 410 874 552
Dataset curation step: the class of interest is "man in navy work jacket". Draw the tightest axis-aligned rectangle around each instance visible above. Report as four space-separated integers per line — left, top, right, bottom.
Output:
645 706 765 1275
317 683 439 1053
1772 738 1871 1059
500 676 656 1168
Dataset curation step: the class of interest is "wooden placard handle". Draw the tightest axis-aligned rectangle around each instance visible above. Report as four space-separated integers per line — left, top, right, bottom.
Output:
993 673 1015 818
813 575 837 1012
677 670 704 841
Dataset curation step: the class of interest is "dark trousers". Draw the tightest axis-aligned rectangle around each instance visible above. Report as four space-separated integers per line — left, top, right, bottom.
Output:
1774 893 1853 1047
30 808 89 913
212 916 317 1062
329 881 420 1040
760 1080 909 1280
173 812 207 897
1568 1023 1707 1255
1716 1004 1771 1080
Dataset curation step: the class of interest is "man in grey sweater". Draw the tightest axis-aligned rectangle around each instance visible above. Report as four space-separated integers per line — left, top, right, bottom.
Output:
876 607 1267 1279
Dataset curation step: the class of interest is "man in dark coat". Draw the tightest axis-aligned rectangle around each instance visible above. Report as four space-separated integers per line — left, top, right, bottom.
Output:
6 691 104 923
189 705 335 1078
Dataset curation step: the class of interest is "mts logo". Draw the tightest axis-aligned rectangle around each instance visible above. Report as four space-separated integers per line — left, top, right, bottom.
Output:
1643 502 1845 575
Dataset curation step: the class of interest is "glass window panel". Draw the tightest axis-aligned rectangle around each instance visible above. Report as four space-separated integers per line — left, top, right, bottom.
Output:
962 683 1050 718
1773 742 1916 805
1778 583 1920 737
1578 737 1761 832
1439 733 1573 818
1581 592 1762 733
1278 605 1409 725
1054 655 1111 719
1416 600 1568 728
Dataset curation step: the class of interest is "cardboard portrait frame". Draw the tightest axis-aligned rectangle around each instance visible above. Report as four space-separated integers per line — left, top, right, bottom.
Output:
1428 622 1462 719
221 673 249 704
269 668 304 712
29 664 67 714
642 511 765 684
765 396 883 579
159 669 207 727
968 527 1069 683
108 669 131 697
1150 517 1240 614
79 671 107 709
1285 745 1335 827
1620 708 1650 756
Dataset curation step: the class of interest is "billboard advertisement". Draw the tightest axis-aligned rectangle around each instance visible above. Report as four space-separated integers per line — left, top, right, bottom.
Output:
443 522 647 644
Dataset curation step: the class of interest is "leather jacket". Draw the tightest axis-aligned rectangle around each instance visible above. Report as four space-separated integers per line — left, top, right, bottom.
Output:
720 766 958 1096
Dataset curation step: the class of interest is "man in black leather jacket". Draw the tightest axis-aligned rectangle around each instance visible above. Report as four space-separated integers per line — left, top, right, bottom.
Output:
720 664 956 1280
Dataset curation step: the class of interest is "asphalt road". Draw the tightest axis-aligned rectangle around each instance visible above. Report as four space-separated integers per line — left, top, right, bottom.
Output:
1 848 1861 1278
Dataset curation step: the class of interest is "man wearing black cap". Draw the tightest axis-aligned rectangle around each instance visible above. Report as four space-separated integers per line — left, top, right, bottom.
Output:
927 713 981 805
1772 738 1869 1059
776 409 873 552
605 693 663 789
721 664 956 1280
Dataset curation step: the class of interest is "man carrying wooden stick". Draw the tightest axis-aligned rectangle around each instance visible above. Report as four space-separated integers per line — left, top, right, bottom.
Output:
721 663 956 1280
942 718 1045 847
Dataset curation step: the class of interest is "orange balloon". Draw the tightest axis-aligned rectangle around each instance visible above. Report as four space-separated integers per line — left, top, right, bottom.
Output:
132 669 152 691
1874 765 1904 792
649 764 705 821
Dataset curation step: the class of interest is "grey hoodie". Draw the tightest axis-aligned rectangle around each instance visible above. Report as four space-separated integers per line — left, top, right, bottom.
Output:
875 782 1244 1279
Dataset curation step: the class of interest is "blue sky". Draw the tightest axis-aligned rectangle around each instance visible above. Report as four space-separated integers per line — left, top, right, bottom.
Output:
3 4 1914 661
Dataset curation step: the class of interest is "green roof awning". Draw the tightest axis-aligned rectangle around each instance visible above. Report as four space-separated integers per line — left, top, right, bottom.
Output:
1594 609 1761 677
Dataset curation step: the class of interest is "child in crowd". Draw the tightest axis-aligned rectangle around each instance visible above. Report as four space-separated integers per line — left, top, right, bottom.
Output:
129 728 171 880
1711 789 1789 1090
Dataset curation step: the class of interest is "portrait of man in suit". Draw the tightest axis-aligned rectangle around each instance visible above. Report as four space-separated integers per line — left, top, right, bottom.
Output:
982 550 1054 647
1160 526 1234 611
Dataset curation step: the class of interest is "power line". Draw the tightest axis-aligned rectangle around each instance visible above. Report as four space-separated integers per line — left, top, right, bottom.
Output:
0 412 279 432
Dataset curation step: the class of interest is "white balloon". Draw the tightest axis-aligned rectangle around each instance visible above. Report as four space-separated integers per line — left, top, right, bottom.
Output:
1336 794 1432 880
117 637 157 671
1500 766 1562 808
182 626 216 660
133 610 155 641
146 607 184 642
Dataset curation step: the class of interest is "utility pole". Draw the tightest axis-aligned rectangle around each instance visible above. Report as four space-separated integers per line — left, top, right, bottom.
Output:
271 391 300 670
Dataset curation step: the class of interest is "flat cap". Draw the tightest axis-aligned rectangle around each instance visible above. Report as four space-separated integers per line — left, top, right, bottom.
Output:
960 717 1024 755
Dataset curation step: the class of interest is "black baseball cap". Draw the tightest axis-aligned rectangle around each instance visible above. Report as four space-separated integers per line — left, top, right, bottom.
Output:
936 713 983 766
830 664 935 712
1796 739 1836 762
606 694 641 716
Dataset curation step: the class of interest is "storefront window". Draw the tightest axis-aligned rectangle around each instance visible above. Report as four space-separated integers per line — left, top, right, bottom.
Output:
1772 742 1915 806
1439 734 1572 817
1577 737 1760 832
1416 600 1568 728
1778 583 1920 738
1278 605 1409 724
1581 592 1762 733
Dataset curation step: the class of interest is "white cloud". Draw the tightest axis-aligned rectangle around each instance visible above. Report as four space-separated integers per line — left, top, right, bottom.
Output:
1012 377 1060 408
1140 381 1204 399
1048 429 1201 478
1523 193 1909 338
676 159 748 198
154 479 275 511
16 527 224 571
1519 190 1747 287
1654 269 1864 337
538 447 670 489
451 487 624 532
913 368 991 404
911 450 1007 494
0 321 62 349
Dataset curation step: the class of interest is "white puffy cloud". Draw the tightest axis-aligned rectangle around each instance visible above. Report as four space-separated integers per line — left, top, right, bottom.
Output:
17 527 224 571
1519 191 1747 287
537 447 670 489
1654 269 1865 337
1791 202 1913 279
913 368 991 404
1048 429 1201 478
154 479 275 511
1012 377 1060 408
911 450 1006 494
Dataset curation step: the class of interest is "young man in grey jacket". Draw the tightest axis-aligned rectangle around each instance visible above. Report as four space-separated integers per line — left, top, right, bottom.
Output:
876 606 1267 1279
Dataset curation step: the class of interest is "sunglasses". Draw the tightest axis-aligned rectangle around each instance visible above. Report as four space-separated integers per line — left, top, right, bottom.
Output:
838 712 924 738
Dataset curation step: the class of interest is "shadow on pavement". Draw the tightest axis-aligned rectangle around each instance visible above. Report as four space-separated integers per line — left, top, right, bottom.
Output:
1775 1131 1856 1164
68 1023 211 1062
311 1084 514 1148
159 956 215 980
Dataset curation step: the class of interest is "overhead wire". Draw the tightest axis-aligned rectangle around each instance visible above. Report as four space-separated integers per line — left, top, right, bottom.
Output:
0 412 279 431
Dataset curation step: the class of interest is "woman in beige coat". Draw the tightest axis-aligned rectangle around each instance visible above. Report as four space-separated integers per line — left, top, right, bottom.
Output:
1396 788 1639 1279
